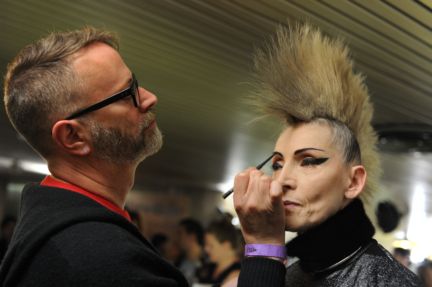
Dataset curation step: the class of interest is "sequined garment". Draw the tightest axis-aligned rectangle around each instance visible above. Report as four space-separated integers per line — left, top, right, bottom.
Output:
285 199 420 286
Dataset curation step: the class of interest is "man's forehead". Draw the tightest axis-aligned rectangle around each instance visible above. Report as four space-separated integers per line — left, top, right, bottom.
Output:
71 42 130 96
71 42 120 70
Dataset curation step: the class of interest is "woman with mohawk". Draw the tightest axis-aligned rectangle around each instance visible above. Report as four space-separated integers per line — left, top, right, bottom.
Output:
233 24 420 287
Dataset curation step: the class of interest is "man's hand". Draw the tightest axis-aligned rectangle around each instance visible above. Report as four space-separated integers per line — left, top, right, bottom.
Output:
233 168 285 245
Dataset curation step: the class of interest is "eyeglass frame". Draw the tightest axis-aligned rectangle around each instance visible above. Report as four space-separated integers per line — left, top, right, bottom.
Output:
65 73 139 120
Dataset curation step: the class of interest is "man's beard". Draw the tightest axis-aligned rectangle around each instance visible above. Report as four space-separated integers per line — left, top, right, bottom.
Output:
88 114 163 164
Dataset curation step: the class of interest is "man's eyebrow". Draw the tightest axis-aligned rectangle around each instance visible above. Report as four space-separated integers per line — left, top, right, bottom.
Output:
127 74 133 85
117 74 133 91
294 147 325 155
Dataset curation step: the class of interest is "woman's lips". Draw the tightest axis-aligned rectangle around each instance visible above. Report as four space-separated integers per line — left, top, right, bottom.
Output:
283 200 301 210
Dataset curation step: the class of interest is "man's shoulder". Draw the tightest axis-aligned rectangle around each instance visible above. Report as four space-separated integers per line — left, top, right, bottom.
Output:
23 221 187 286
49 220 150 257
14 183 137 253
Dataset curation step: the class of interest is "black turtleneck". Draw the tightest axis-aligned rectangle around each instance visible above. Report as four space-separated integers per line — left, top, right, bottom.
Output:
286 198 375 273
238 198 420 287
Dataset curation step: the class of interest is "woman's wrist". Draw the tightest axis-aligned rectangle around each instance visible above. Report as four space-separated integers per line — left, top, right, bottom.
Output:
244 243 286 262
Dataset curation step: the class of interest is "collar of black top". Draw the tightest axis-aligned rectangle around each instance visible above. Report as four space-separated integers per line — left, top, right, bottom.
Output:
286 198 375 273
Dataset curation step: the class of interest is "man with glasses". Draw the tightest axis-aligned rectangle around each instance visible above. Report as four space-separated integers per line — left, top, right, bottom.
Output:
0 27 188 286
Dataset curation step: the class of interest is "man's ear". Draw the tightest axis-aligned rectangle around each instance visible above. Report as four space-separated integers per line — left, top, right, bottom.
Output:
51 120 91 156
345 165 367 199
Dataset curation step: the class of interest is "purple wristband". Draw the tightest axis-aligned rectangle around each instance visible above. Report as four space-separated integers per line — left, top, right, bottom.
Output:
244 244 286 259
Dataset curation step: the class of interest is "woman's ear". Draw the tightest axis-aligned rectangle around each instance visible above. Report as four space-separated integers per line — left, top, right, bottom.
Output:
51 120 91 156
345 165 367 199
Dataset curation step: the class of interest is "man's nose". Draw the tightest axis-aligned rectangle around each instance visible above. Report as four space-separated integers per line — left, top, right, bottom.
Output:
137 86 157 112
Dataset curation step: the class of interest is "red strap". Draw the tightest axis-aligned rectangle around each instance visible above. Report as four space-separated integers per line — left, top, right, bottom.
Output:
41 175 131 222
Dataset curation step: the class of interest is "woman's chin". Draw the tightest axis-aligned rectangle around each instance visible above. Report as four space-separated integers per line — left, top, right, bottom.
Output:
284 220 304 233
284 217 316 233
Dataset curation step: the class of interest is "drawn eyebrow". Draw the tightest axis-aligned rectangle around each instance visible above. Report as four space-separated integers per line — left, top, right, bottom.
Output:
273 148 325 159
273 151 284 159
294 147 325 155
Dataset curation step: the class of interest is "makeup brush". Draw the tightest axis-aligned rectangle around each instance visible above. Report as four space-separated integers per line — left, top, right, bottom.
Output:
222 152 276 199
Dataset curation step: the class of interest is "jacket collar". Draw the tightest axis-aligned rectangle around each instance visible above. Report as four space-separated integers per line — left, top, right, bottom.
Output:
286 199 375 273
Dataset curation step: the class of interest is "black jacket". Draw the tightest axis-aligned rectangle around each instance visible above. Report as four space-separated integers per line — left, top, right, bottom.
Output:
0 183 188 287
238 199 420 287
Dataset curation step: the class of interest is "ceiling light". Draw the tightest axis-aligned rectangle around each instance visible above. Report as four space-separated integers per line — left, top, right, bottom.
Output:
18 160 49 175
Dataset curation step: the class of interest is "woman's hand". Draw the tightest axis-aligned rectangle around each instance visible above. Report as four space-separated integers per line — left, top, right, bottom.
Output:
233 168 285 245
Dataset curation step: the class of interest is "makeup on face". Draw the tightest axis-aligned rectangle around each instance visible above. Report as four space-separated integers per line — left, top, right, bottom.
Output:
271 148 329 171
272 124 352 232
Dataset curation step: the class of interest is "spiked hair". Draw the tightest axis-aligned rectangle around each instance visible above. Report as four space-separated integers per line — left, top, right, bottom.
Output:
252 23 380 199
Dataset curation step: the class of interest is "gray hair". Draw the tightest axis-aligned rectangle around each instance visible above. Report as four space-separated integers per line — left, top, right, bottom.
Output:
3 26 118 157
307 117 361 165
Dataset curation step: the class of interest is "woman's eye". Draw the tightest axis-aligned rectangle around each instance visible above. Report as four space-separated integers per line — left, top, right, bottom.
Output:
301 157 329 166
271 162 283 171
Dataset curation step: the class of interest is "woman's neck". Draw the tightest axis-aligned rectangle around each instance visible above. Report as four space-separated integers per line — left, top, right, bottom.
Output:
286 198 375 273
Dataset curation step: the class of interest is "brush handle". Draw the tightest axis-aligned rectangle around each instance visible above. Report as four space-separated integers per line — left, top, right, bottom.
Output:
222 188 234 199
222 152 275 199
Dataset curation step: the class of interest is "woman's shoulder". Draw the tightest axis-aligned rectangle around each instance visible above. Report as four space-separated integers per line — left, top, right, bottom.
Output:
285 242 421 287
330 241 420 286
285 260 312 287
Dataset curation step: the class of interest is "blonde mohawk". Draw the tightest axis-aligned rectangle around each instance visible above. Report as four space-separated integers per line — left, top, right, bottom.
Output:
252 23 380 199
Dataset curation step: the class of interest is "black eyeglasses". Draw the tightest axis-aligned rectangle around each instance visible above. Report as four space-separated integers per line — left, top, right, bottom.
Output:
65 73 140 120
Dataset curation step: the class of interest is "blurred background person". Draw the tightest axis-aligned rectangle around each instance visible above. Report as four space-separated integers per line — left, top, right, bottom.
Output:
151 233 182 265
0 216 16 263
200 219 242 287
393 247 412 269
177 218 205 285
418 259 432 287
151 233 170 259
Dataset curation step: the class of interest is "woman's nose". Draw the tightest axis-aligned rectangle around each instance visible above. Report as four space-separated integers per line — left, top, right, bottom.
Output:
137 86 157 112
276 167 296 191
